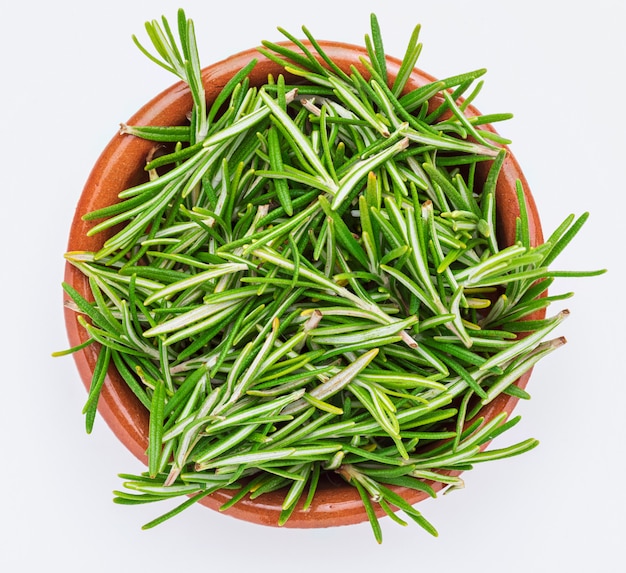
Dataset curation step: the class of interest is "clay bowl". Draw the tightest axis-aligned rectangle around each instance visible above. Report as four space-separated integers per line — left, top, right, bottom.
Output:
64 41 544 528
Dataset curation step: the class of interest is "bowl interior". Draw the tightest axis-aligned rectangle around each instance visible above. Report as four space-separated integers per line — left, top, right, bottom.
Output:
64 41 544 528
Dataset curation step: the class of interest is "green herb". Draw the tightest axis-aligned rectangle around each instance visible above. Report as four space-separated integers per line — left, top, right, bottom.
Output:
57 9 605 542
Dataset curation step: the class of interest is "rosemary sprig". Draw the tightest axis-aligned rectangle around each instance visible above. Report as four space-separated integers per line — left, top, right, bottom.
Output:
59 9 605 542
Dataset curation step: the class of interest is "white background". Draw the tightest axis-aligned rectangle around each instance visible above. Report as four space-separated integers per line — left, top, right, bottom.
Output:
1 0 624 571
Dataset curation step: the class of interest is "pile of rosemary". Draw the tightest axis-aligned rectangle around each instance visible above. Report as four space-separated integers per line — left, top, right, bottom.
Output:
59 10 602 541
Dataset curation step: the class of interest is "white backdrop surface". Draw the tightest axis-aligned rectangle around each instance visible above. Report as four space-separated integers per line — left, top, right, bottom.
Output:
1 1 624 571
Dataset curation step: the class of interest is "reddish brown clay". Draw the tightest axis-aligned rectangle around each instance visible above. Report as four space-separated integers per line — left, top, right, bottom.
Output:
64 41 544 528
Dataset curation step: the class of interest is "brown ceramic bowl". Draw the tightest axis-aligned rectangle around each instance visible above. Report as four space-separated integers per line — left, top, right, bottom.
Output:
64 41 544 528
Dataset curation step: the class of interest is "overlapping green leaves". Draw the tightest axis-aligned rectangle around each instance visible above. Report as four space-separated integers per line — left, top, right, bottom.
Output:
58 9 604 542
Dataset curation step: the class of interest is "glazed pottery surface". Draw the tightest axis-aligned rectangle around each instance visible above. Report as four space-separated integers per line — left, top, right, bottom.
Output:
64 41 544 528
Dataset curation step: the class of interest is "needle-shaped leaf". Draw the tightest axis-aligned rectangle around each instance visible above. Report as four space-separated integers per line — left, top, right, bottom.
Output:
148 379 166 478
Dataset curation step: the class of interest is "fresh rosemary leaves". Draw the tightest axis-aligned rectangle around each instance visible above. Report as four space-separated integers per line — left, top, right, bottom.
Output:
59 10 604 541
